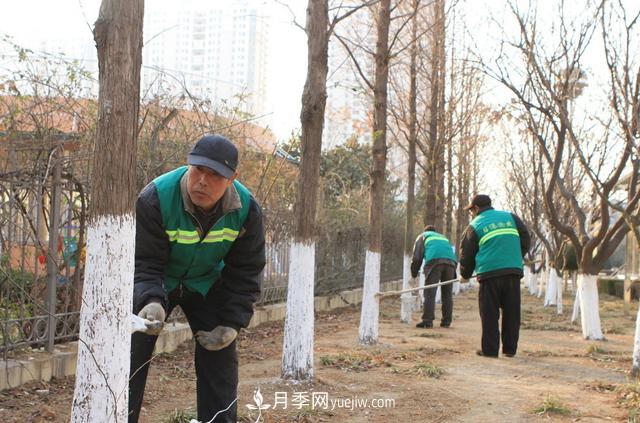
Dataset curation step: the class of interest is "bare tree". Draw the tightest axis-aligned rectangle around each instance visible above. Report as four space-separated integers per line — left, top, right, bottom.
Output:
485 1 633 340
334 0 394 345
281 0 330 382
71 0 144 421
281 0 379 380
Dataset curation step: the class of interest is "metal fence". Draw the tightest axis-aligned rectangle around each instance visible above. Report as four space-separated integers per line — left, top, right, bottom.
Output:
1 234 402 355
0 138 404 355
0 134 89 357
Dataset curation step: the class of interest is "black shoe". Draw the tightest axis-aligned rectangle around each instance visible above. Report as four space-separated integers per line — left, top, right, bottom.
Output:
476 349 498 358
503 352 516 358
440 322 451 328
416 321 433 328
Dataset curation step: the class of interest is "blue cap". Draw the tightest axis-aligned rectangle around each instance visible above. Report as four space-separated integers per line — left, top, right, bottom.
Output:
187 134 238 179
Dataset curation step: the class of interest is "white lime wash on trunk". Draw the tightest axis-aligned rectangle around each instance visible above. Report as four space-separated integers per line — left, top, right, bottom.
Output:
577 274 604 340
417 270 426 303
631 303 640 376
400 254 412 323
555 270 563 314
435 285 441 304
359 250 380 345
544 269 558 307
71 214 134 423
452 280 460 296
528 270 538 296
570 271 578 293
282 242 315 380
571 286 581 323
537 268 546 299
523 266 530 290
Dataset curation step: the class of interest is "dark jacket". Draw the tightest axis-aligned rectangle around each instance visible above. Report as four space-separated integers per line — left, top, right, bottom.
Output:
410 233 457 279
458 207 530 281
133 175 266 330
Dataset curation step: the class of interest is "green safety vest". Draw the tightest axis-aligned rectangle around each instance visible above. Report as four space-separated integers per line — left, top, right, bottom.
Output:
154 166 251 296
423 231 457 264
470 209 523 275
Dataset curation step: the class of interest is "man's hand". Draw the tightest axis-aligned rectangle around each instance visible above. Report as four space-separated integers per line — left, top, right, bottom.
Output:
195 326 238 351
137 302 166 335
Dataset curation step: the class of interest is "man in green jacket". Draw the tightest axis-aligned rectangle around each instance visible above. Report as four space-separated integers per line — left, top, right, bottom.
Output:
411 225 457 328
129 135 266 422
459 194 530 358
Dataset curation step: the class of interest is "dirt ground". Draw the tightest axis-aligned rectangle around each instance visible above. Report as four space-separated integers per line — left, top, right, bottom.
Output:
2 286 640 422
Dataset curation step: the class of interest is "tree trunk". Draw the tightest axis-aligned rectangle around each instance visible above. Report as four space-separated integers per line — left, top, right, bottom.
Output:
70 1 143 421
556 270 563 314
282 0 329 381
571 287 581 323
537 267 545 299
527 266 538 296
577 274 604 340
631 303 640 378
523 266 531 291
544 268 558 307
401 0 419 325
359 0 391 345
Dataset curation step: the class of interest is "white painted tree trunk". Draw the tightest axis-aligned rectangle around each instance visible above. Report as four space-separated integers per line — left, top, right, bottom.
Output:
577 274 604 340
555 270 563 314
359 250 380 344
571 287 581 323
400 254 412 323
528 270 538 296
523 266 531 290
452 281 460 295
631 302 640 377
570 271 578 293
415 270 426 311
537 268 546 298
282 242 315 380
435 285 441 304
71 216 134 423
544 269 558 307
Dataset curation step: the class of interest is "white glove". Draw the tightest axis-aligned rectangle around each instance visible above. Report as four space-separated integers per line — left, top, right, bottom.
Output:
137 302 166 335
195 326 238 351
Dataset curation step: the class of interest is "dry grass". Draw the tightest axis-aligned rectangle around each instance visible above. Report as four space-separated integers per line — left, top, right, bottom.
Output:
531 395 572 416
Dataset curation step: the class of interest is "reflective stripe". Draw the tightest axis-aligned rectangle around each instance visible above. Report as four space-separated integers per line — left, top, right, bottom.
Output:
424 236 449 246
165 228 239 244
479 228 519 246
203 228 239 243
165 229 200 244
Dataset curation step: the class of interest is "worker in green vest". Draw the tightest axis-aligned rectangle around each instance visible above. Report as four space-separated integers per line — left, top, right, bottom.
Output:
459 194 530 358
129 135 266 423
411 225 457 328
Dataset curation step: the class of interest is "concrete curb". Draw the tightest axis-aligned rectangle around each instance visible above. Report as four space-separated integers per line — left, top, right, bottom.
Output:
1 279 402 390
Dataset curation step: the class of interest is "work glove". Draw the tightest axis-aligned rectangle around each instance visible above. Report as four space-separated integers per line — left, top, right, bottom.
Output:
195 326 238 351
137 301 166 335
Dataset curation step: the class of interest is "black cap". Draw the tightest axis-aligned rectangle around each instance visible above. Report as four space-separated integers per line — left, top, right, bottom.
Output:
187 134 238 179
464 194 492 210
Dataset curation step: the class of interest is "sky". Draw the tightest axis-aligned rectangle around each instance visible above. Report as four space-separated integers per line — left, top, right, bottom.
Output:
1 0 637 209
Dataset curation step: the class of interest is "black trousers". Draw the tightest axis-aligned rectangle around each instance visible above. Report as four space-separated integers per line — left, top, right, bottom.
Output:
478 274 521 356
129 288 238 423
422 263 455 325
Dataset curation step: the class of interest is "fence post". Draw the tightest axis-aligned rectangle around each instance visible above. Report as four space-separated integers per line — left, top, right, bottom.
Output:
46 148 62 352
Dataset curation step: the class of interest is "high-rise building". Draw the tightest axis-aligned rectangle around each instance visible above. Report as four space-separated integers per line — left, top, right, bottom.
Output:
143 0 270 117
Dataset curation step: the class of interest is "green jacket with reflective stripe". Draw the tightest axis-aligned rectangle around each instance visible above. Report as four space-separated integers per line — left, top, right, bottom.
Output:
154 166 251 297
423 231 457 263
470 209 523 274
